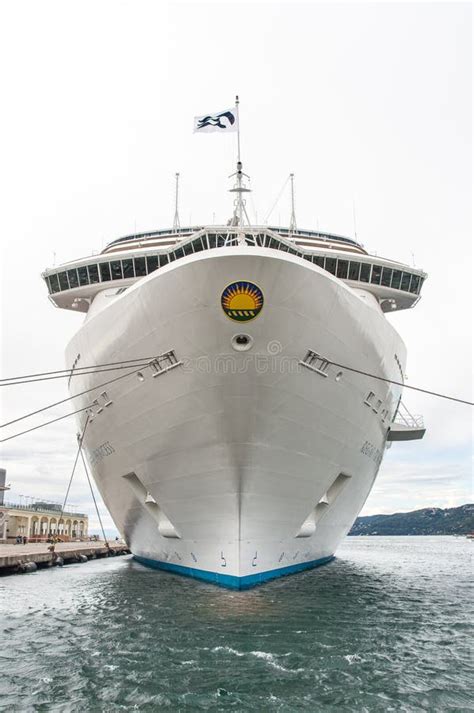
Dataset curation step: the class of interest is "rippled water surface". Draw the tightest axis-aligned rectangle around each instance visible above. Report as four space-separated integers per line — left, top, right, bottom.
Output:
1 537 472 712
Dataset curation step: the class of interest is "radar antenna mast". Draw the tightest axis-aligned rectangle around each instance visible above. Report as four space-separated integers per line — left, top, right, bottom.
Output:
352 198 358 242
228 95 252 227
289 173 297 234
172 172 181 233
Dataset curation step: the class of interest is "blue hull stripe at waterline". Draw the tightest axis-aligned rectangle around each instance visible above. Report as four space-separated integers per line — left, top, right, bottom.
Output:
133 554 335 589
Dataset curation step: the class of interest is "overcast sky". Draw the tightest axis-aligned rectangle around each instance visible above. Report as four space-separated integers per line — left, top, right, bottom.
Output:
0 1 472 534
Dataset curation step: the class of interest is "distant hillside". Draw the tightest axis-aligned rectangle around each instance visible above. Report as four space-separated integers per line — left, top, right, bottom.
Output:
349 504 474 536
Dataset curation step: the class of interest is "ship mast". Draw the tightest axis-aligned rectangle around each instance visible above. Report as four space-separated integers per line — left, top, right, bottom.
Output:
228 95 251 227
172 172 180 233
289 173 297 234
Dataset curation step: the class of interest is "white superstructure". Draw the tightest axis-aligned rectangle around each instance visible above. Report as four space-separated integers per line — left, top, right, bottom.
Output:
43 169 426 588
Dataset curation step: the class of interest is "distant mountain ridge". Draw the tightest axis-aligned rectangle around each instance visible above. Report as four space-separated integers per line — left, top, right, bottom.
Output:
349 504 474 536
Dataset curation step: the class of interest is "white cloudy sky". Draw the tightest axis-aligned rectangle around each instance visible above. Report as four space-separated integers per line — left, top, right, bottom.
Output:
0 1 472 534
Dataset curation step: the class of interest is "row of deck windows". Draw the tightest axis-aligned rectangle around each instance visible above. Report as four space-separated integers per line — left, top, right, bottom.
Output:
107 226 359 249
45 234 423 296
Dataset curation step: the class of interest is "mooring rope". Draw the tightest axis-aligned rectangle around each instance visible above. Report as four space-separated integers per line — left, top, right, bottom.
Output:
79 447 110 550
51 414 91 554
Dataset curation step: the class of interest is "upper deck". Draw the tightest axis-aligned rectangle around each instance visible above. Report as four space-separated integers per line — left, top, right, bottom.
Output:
42 225 426 313
101 225 368 257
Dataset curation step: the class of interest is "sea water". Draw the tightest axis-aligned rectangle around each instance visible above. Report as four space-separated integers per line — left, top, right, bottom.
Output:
0 537 472 711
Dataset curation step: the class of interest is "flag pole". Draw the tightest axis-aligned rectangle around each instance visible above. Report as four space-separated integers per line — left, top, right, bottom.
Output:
228 94 251 227
236 94 241 164
236 94 242 225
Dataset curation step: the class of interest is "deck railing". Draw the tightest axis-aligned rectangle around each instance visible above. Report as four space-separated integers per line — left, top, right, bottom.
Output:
394 403 424 429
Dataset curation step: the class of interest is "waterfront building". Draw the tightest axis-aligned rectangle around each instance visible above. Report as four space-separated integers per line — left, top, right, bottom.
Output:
0 498 88 543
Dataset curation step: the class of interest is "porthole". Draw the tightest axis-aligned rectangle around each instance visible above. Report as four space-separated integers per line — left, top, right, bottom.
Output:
231 334 254 352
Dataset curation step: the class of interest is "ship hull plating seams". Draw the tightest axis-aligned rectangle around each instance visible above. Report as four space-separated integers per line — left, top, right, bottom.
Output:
67 248 405 588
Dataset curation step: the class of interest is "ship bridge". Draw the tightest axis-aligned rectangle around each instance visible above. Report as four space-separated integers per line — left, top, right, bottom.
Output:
42 225 426 313
101 225 368 256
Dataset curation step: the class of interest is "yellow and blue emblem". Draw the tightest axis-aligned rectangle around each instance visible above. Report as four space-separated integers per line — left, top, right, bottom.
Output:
221 281 264 322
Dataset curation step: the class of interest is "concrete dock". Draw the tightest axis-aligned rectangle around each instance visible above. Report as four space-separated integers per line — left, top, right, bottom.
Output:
0 541 130 575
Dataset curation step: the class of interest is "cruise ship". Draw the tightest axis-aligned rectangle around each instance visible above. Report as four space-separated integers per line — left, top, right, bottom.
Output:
42 161 426 588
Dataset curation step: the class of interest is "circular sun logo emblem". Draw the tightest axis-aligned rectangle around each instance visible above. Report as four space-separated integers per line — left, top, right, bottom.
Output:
221 281 264 322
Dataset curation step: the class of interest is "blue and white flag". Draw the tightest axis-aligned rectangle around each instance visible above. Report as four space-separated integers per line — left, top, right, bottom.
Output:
193 107 238 133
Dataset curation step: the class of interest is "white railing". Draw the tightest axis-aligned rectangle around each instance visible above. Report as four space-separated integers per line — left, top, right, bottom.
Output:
394 401 424 429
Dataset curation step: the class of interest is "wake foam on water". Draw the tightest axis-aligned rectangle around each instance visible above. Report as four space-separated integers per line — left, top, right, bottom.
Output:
344 654 365 665
212 645 245 657
212 646 304 673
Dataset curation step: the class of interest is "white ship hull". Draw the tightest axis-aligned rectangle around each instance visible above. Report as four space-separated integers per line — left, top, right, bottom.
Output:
67 248 405 588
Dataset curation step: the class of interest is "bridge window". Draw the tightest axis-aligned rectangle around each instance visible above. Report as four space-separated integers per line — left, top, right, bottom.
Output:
174 246 185 259
67 269 79 288
88 264 100 283
146 255 158 273
49 274 60 293
110 261 123 280
391 270 402 289
58 272 69 290
381 267 392 287
77 266 89 286
400 272 411 291
100 262 111 282
325 257 337 275
122 259 134 278
371 265 382 285
349 261 360 280
134 257 147 276
183 242 194 256
192 237 205 253
336 259 349 279
360 263 371 282
313 255 325 268
410 274 420 294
